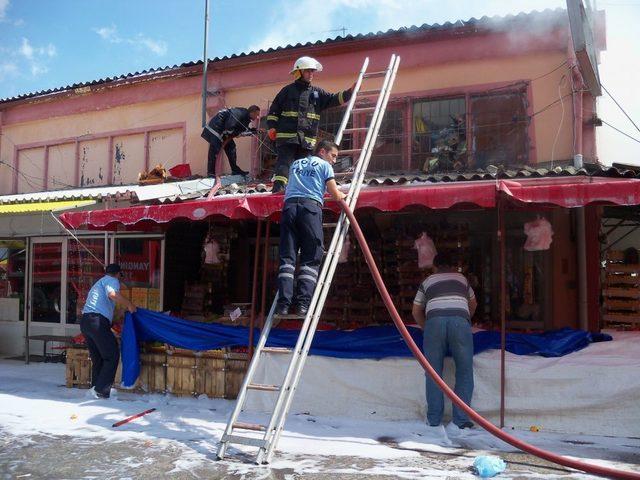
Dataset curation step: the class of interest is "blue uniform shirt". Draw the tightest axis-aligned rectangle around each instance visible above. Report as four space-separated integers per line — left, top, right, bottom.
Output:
82 275 121 322
284 155 335 205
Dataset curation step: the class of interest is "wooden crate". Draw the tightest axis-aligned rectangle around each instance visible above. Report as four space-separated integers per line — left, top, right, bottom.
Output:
195 351 226 398
66 346 123 389
66 346 92 388
166 351 197 396
134 352 167 393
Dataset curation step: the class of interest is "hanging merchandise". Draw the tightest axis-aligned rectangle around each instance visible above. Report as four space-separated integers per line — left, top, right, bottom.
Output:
203 236 221 264
338 235 351 263
523 217 553 251
414 232 437 268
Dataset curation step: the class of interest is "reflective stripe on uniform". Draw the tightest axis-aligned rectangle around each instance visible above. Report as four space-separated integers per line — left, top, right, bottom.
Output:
300 266 318 277
266 115 279 121
307 113 320 120
205 125 223 141
276 132 297 139
298 274 318 284
278 272 295 279
281 111 299 117
279 263 295 271
338 91 344 104
274 175 288 184
304 137 317 146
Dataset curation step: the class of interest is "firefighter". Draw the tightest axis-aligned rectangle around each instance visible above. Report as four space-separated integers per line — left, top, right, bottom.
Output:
276 139 346 316
267 56 354 193
201 105 260 177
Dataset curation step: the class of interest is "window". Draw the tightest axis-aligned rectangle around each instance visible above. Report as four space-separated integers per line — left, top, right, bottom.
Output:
470 91 529 168
31 242 63 323
318 107 352 171
0 240 26 322
113 237 162 314
367 108 405 171
412 97 466 172
66 239 106 324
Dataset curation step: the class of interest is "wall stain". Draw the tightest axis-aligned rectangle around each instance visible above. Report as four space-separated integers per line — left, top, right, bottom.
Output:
114 142 125 185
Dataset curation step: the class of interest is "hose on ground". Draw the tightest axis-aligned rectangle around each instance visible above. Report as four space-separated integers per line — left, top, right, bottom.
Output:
338 198 640 480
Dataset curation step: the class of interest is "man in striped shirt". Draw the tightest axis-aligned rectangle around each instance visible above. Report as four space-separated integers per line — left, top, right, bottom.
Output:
412 251 477 429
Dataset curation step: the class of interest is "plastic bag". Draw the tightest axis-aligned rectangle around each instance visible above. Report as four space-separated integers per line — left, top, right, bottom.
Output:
524 217 553 251
473 455 506 478
203 238 221 264
414 232 437 268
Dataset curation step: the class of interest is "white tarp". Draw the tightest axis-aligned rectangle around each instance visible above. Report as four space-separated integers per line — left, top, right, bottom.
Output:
246 331 640 437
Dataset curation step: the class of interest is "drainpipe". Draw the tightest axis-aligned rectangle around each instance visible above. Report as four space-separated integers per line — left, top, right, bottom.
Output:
201 0 210 128
572 68 589 330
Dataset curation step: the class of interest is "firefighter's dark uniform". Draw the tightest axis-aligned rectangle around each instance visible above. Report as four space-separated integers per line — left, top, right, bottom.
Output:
267 79 351 191
201 107 255 176
277 155 335 312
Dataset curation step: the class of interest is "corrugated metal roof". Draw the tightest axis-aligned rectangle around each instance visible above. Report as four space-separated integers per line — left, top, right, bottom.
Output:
206 164 640 198
0 175 251 205
0 9 567 104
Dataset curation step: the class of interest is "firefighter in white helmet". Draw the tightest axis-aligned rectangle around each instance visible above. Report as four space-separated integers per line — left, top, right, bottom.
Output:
266 56 355 193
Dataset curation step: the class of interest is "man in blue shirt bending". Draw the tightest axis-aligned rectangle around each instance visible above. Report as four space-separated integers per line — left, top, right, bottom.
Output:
276 140 346 316
81 263 137 398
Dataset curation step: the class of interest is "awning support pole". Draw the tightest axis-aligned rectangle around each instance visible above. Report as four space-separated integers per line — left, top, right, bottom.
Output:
248 220 263 360
259 220 271 329
498 195 507 428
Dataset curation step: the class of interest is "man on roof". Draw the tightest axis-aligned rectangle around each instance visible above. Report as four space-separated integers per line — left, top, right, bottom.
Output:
201 105 260 177
267 56 355 193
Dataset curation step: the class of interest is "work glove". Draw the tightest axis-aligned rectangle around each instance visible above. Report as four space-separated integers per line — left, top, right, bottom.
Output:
268 128 277 141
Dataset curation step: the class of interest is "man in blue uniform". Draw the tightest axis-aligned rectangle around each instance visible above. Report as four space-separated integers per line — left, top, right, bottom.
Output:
81 263 137 398
276 140 346 316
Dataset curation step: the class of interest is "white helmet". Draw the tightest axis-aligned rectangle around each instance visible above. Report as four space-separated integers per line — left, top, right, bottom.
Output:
290 56 323 74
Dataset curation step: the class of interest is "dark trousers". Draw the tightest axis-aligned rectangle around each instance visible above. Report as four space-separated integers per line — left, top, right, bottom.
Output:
278 197 324 308
80 312 119 396
207 137 239 176
274 143 312 181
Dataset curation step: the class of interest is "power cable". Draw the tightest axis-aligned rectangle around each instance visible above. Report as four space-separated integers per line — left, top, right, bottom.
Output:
601 120 640 144
601 83 640 135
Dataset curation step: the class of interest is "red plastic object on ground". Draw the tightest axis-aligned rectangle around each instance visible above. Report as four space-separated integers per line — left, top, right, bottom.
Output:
169 164 192 178
112 408 157 428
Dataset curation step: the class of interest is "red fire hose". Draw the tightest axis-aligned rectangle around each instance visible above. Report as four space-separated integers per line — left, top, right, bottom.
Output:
338 198 640 480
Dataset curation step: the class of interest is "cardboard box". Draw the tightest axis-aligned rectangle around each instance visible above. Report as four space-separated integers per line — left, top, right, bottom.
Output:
131 287 149 309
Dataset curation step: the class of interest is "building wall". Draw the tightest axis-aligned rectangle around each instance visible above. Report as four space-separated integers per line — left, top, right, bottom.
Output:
0 25 593 195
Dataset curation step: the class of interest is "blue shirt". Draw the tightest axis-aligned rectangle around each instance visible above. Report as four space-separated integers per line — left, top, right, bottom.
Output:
82 275 121 322
284 155 335 205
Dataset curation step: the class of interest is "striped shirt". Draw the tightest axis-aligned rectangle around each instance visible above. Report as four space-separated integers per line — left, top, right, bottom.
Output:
413 272 475 321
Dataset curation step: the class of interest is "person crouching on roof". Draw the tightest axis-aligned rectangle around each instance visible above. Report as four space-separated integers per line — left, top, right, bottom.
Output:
266 56 355 193
201 105 260 177
276 140 346 316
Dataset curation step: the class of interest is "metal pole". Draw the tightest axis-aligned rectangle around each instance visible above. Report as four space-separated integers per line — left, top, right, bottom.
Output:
201 0 210 128
498 196 506 429
259 221 271 329
248 220 263 360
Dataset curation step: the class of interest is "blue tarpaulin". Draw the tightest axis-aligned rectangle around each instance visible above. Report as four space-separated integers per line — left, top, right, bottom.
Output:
121 309 611 387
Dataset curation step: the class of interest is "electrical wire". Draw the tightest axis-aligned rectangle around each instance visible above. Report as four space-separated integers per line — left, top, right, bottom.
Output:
601 120 640 144
602 83 640 135
551 75 568 168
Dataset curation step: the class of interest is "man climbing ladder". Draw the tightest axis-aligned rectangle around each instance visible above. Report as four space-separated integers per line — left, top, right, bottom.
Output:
276 140 346 317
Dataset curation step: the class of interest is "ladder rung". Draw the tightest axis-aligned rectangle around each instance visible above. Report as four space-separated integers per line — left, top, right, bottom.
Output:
358 89 380 96
339 148 362 155
322 222 338 228
222 434 267 448
352 107 376 113
247 383 280 392
342 127 369 133
364 70 387 78
233 422 266 432
274 313 305 319
262 347 293 354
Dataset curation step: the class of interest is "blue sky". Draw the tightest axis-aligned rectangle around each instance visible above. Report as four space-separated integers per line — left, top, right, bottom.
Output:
1 0 639 163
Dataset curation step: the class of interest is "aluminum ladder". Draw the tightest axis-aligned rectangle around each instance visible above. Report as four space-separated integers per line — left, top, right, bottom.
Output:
217 54 401 464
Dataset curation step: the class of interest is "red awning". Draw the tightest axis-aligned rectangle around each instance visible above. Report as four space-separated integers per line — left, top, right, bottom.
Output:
498 177 640 207
59 182 497 230
59 177 640 231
